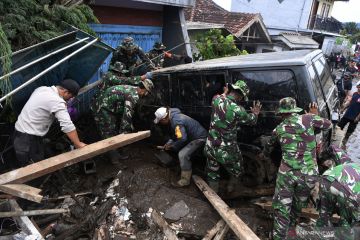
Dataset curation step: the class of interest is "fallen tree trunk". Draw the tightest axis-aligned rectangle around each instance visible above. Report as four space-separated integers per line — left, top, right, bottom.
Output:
192 175 260 240
0 131 150 185
0 208 69 218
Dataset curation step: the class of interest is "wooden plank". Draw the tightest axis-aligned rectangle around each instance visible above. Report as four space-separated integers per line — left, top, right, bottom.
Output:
0 208 69 218
151 209 179 240
223 184 275 199
8 199 44 239
213 225 229 240
0 184 43 203
202 219 226 240
0 131 150 185
192 175 260 240
46 191 92 201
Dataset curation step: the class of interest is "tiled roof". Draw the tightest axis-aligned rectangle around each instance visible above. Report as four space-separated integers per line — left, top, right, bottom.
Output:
184 0 259 37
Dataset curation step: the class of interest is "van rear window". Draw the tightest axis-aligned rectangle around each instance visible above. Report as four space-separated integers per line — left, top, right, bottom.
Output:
232 70 297 101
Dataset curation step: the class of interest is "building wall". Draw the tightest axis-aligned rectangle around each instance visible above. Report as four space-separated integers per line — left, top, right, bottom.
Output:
91 5 163 26
316 0 334 18
230 0 314 32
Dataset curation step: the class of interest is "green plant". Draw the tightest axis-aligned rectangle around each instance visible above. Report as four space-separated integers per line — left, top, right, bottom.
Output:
193 29 247 61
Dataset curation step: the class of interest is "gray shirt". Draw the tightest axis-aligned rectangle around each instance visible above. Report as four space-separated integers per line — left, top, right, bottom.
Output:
15 86 76 136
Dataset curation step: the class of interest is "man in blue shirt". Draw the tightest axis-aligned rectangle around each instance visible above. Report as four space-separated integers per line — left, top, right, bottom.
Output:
338 81 360 146
154 107 208 187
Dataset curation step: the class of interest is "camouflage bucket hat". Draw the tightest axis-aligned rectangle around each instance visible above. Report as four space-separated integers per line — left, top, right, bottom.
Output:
277 97 303 114
230 80 249 101
142 79 154 94
110 61 129 74
121 37 135 49
154 42 166 50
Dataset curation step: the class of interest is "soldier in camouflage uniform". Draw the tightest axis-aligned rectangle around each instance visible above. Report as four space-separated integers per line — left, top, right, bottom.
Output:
316 145 360 236
204 80 262 193
263 98 332 240
146 42 183 68
110 37 154 75
91 79 154 163
98 61 153 91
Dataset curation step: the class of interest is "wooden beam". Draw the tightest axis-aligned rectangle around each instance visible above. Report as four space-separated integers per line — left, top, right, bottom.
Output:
0 184 43 203
8 200 44 239
151 209 179 240
0 131 150 185
202 219 226 240
192 175 260 240
0 208 69 218
213 225 229 240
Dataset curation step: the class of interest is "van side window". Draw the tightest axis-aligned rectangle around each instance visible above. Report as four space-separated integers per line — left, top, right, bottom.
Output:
308 65 325 108
204 74 225 104
314 57 333 94
232 70 297 101
178 75 204 106
151 74 170 106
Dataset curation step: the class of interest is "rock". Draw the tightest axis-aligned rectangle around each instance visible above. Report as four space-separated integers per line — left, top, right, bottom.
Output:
163 200 190 221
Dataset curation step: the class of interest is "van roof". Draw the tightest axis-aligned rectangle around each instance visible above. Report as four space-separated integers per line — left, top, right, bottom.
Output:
154 49 322 73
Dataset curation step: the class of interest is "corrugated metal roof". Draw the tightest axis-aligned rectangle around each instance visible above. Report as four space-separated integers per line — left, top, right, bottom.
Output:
154 49 322 73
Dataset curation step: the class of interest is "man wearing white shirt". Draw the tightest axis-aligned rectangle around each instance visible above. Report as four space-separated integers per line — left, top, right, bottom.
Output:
13 79 86 166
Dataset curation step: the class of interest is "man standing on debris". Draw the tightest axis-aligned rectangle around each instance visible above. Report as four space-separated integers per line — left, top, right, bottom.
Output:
147 42 183 69
263 98 332 240
316 145 360 233
154 107 207 187
13 79 86 166
204 80 262 193
91 78 154 163
110 37 154 74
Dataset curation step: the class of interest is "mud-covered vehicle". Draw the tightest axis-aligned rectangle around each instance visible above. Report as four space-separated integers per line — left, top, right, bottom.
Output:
137 49 339 185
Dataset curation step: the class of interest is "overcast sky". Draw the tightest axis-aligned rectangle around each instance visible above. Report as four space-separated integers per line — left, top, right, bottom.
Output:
332 0 360 23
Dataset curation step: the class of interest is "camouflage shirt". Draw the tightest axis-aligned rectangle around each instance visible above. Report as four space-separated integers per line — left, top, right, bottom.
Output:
147 49 182 68
98 72 141 91
91 85 139 119
265 113 332 175
110 46 149 69
206 94 257 148
323 163 360 200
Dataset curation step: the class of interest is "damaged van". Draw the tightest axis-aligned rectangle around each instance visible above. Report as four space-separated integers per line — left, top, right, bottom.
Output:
138 49 339 185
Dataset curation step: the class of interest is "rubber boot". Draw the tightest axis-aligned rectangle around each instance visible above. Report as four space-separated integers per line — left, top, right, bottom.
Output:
226 175 238 193
172 170 192 187
208 181 219 194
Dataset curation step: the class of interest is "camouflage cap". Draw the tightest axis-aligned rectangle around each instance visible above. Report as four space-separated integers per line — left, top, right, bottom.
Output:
142 79 154 94
153 42 166 50
121 37 136 49
230 80 249 101
277 97 303 114
110 61 129 74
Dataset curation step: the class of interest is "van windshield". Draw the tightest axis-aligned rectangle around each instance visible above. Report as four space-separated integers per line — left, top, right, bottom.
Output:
232 70 297 101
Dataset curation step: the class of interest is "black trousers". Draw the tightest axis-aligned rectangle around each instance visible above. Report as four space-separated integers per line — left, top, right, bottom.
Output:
338 117 358 141
13 130 44 167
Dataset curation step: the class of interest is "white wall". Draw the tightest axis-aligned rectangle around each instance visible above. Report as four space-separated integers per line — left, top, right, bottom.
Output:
230 0 314 32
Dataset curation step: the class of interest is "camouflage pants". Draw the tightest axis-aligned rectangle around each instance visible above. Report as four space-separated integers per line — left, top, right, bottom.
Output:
93 108 118 139
272 170 317 240
204 143 243 182
317 177 360 228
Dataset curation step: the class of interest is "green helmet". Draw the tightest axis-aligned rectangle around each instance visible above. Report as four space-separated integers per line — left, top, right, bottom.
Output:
153 42 166 50
142 78 154 94
109 61 129 74
277 97 303 114
120 37 136 50
230 80 249 101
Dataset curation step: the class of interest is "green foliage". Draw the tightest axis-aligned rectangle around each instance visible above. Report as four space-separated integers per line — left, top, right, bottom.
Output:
343 22 359 35
193 29 247 61
0 23 12 104
0 0 99 51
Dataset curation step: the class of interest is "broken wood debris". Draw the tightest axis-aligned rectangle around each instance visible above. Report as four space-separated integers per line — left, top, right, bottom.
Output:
0 184 43 203
213 224 229 240
8 199 44 240
192 175 261 240
202 219 226 240
0 208 69 218
151 209 179 240
254 200 340 221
